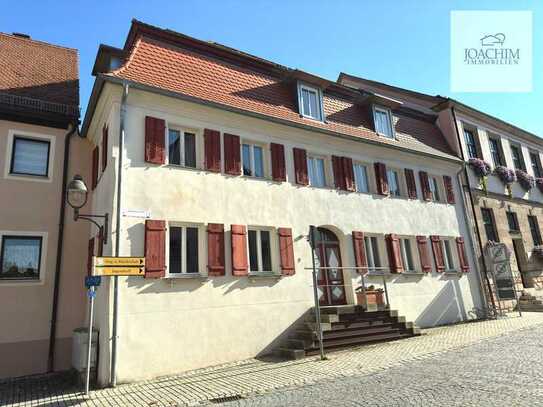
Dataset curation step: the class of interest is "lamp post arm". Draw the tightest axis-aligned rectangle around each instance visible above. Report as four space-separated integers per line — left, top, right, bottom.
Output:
75 211 109 245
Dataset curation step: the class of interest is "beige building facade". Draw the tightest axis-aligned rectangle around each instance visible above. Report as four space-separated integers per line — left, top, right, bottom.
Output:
0 33 90 378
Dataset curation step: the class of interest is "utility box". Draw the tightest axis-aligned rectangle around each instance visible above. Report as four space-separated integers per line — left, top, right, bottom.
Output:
72 327 98 385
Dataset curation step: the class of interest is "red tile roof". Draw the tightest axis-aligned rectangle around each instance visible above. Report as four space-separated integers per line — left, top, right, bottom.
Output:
0 33 79 109
104 22 454 159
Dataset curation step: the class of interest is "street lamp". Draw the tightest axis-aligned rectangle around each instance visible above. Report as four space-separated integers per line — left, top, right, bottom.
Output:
66 174 109 244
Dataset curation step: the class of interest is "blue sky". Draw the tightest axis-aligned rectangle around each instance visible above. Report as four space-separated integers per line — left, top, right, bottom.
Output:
1 1 541 135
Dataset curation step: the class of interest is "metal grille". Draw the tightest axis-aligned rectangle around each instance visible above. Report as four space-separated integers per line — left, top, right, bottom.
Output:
209 394 244 403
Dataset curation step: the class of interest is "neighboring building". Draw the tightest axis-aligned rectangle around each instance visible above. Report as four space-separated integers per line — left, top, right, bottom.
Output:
339 73 543 310
0 32 88 378
82 20 483 385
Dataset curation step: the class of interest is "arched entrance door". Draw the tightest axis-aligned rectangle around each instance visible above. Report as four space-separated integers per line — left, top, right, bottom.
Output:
315 228 346 306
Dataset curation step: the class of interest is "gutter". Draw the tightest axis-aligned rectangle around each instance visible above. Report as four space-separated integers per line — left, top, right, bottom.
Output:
47 121 82 372
451 106 496 315
110 82 129 387
85 74 461 166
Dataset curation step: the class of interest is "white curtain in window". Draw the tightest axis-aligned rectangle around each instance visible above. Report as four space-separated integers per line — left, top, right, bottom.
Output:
374 110 392 137
12 139 49 175
354 164 368 192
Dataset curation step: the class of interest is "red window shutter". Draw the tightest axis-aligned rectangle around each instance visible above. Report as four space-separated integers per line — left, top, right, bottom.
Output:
293 148 308 185
224 133 241 175
405 169 417 199
144 220 166 278
204 129 221 172
430 235 445 272
385 233 403 273
332 156 346 190
443 175 455 204
374 162 389 195
87 237 95 276
207 223 225 276
231 225 248 276
352 231 367 271
419 171 432 201
279 228 295 276
343 157 355 192
456 237 470 272
144 116 165 165
270 143 286 182
101 125 108 172
416 236 432 273
91 146 99 190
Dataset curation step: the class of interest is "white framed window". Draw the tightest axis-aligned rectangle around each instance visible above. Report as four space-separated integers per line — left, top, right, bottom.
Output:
4 130 55 182
399 238 416 272
364 235 382 272
0 231 47 284
442 239 456 271
307 154 327 187
353 163 369 193
298 83 323 121
387 169 401 197
242 142 265 178
248 228 273 273
373 106 394 139
429 175 441 202
168 224 201 275
167 127 197 168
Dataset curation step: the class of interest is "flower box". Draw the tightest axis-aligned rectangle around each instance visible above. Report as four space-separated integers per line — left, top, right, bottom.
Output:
516 169 534 191
356 290 385 306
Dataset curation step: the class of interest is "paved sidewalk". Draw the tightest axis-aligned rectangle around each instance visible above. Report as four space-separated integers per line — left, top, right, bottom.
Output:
2 312 543 407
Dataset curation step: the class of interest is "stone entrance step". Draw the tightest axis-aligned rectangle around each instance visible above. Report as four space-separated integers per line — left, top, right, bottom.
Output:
277 306 420 360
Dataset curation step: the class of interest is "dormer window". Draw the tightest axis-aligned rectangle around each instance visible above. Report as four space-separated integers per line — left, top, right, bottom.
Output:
298 83 323 121
373 106 394 139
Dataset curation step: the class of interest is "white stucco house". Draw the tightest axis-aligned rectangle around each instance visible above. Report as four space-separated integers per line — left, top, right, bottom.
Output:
81 20 485 386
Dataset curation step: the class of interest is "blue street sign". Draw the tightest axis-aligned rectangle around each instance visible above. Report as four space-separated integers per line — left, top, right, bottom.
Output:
85 276 102 288
87 288 97 299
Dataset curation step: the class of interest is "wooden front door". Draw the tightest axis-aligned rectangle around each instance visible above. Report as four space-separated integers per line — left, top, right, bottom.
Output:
315 228 346 306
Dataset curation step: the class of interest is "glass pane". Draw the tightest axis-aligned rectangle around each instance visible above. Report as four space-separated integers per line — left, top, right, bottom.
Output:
314 158 325 187
444 241 453 270
432 178 440 201
260 230 272 271
1 237 41 280
375 110 392 138
354 164 368 193
364 237 374 269
302 89 311 117
253 146 264 178
169 227 182 274
186 227 199 273
242 144 252 176
307 157 315 185
184 132 196 168
308 91 319 119
168 130 181 165
371 237 381 268
248 230 259 271
387 170 399 196
12 138 49 176
404 240 414 270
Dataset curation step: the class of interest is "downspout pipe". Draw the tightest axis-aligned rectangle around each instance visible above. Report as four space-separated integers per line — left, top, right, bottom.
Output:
47 120 82 372
450 106 496 314
111 82 129 387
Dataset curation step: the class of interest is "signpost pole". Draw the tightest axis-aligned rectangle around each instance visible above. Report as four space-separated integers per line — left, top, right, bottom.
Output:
85 285 95 396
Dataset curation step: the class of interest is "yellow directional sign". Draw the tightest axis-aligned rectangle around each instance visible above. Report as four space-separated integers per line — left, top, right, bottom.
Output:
94 257 145 267
94 266 145 276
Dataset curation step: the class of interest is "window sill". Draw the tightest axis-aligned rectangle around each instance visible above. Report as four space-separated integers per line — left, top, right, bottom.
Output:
165 273 207 280
443 270 461 276
165 164 201 172
248 272 282 280
5 172 52 183
401 271 426 276
0 279 44 286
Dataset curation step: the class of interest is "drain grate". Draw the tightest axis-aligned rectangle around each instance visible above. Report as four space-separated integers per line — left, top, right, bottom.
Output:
209 394 244 403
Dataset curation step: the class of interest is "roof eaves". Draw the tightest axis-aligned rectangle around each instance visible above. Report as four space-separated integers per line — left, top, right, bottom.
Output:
99 74 460 164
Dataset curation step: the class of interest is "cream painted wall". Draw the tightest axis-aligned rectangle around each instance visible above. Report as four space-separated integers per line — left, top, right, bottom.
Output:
88 86 483 385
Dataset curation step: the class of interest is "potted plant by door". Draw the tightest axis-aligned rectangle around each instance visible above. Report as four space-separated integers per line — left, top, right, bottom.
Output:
355 285 385 307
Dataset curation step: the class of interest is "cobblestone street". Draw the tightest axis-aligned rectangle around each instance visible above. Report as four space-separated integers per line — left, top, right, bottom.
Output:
2 313 543 406
214 318 543 406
